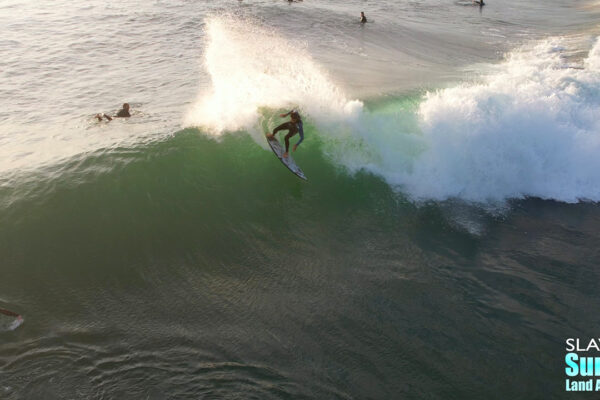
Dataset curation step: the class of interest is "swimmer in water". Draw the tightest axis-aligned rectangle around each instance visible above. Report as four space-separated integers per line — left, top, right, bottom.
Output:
360 11 367 23
96 103 131 121
0 307 23 321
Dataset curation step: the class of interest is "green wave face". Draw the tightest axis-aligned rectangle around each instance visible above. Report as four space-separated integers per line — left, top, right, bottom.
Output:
3 124 594 400
0 123 479 286
0 129 389 272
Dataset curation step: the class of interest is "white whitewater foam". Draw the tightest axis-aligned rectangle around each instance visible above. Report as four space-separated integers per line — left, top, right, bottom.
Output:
0 315 23 332
7 317 23 331
185 16 362 136
326 37 600 204
403 38 600 202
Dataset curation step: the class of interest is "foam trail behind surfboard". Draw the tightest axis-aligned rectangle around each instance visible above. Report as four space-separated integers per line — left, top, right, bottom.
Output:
7 317 23 331
0 315 23 332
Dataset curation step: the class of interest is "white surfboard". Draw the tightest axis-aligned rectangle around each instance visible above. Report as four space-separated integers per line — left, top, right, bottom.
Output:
0 314 23 331
266 135 307 180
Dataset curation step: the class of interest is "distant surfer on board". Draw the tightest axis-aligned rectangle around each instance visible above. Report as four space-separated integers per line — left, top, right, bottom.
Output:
96 103 131 122
0 307 24 331
266 109 304 159
0 307 23 321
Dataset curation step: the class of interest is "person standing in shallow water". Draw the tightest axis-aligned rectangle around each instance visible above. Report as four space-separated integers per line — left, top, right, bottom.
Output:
360 11 367 23
96 103 131 121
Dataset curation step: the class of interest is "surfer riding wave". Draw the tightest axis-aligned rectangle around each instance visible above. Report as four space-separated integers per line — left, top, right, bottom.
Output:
0 307 23 331
266 109 304 158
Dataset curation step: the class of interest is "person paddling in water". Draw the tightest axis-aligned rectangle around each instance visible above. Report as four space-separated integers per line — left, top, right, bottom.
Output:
96 103 131 121
266 109 304 159
0 307 23 321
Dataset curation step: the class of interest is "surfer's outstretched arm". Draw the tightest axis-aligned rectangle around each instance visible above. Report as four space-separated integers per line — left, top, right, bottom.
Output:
296 122 304 147
294 122 304 150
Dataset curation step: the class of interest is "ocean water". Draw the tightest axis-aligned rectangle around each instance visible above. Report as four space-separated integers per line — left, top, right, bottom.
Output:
1 0 600 398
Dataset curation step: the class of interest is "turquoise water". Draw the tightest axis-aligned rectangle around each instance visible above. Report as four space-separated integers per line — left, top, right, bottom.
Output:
2 0 600 398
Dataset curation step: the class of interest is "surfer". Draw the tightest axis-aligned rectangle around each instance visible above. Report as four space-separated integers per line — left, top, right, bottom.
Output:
96 103 131 121
266 110 304 159
0 307 23 320
360 12 367 23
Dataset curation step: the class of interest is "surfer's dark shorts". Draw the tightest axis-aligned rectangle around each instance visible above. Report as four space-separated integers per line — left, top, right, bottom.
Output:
273 121 298 135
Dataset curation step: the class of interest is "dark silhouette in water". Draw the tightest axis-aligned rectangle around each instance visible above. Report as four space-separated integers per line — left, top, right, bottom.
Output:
0 307 22 320
360 11 367 23
96 103 131 122
266 109 304 158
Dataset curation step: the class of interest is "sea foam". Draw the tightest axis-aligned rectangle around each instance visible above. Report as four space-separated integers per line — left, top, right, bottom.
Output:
404 38 600 202
185 16 362 135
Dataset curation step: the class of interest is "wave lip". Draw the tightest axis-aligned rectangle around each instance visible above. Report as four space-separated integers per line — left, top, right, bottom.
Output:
185 16 362 135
